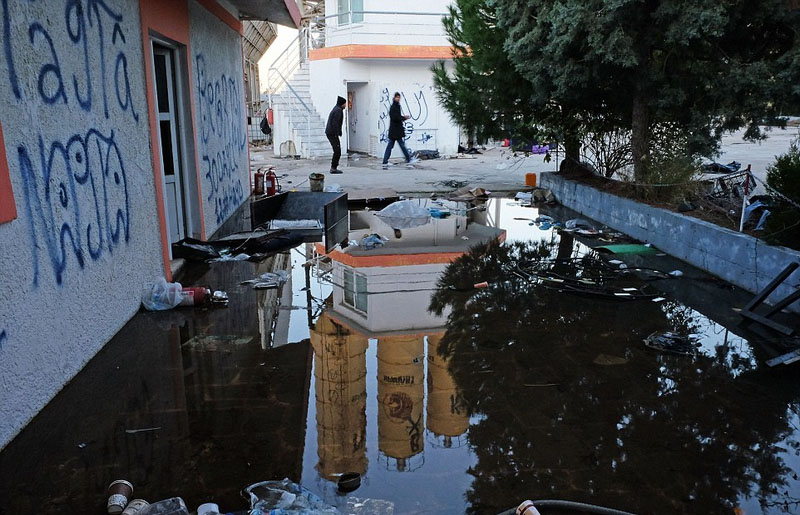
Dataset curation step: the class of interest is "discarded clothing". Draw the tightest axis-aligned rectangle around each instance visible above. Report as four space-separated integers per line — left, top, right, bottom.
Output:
702 161 741 174
416 149 440 159
360 234 388 250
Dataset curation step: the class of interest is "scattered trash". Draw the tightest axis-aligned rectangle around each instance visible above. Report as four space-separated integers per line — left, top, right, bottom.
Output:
564 219 593 230
171 239 220 261
360 234 389 250
643 332 700 356
375 200 431 229
209 252 250 262
77 442 87 449
461 235 470 240
668 270 684 277
196 502 220 515
182 335 251 350
429 208 450 219
514 192 532 201
531 188 556 204
608 259 624 266
593 354 629 366
596 244 659 255
702 161 741 174
210 291 229 307
121 499 150 515
125 427 162 434
139 497 189 515
245 479 339 515
652 297 666 303
474 281 489 289
337 472 362 493
107 480 134 515
242 271 289 289
142 278 183 311
416 149 440 160
323 184 343 193
516 500 542 515
437 179 469 189
179 286 211 306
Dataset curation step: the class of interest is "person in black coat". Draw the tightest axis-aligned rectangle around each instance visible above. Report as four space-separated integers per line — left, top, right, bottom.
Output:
382 92 418 169
325 96 346 174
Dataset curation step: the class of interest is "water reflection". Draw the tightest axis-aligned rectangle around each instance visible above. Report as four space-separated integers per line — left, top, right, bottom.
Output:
430 237 800 514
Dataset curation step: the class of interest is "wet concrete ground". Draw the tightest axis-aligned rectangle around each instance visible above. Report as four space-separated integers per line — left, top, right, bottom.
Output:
1 198 800 514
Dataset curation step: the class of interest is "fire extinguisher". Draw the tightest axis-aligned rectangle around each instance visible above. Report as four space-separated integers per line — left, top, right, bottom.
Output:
254 168 266 195
265 167 278 196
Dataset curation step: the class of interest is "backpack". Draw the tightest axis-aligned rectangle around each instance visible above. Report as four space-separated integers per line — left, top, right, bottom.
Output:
260 115 271 135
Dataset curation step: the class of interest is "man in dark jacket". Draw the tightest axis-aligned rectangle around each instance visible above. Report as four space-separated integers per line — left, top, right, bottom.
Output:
382 92 419 170
325 96 346 174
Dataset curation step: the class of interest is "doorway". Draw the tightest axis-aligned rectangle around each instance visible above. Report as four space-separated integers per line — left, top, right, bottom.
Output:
152 42 188 246
347 82 369 153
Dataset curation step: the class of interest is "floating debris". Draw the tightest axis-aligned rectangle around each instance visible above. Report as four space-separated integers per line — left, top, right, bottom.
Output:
643 332 701 356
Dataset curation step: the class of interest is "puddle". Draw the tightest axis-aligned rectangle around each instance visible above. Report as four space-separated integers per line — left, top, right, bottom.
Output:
1 199 799 514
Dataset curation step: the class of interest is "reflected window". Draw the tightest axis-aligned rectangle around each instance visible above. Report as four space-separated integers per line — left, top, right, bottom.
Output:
343 268 367 313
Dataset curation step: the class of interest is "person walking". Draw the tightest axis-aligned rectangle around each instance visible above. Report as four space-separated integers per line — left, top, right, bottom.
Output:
382 92 419 170
325 96 346 174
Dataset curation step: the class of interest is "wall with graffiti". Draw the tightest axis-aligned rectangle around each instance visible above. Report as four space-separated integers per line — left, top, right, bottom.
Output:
189 1 248 236
0 0 163 447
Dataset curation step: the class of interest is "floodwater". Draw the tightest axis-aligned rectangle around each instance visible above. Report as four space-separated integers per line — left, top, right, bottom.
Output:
1 198 800 515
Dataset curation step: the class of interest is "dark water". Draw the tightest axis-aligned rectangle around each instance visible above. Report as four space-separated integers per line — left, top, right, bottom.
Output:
1 199 799 515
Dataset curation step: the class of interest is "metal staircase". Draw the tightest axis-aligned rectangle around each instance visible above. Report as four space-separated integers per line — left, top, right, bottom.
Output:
267 29 331 158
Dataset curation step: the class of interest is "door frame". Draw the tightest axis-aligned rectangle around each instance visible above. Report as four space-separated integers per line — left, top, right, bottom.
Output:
149 36 202 254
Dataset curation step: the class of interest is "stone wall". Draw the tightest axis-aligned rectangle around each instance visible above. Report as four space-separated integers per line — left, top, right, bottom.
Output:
540 173 800 313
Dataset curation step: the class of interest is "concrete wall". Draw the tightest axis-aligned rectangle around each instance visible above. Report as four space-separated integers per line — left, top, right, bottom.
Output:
540 173 800 312
310 59 459 156
324 0 450 47
189 1 250 235
0 0 162 447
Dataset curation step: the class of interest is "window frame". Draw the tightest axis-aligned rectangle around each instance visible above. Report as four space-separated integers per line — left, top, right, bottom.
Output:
342 268 368 314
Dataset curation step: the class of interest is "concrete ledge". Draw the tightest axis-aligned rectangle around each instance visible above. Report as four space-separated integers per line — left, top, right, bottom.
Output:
540 173 800 313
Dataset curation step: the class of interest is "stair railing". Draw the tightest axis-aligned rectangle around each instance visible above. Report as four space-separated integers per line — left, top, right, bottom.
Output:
268 66 313 157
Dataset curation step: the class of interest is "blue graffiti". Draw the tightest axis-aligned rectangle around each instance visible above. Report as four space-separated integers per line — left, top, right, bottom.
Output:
418 132 432 144
195 53 246 224
378 87 431 144
19 129 130 286
2 0 138 121
0 330 6 349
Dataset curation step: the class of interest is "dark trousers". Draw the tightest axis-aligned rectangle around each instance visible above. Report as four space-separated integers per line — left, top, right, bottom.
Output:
327 134 341 169
382 137 411 164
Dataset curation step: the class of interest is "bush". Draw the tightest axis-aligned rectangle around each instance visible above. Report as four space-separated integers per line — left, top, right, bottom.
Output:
763 142 800 250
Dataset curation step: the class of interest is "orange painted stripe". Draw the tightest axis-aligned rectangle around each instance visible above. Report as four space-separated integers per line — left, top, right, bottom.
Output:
315 243 464 267
0 120 17 224
196 0 244 35
310 44 454 61
326 311 446 339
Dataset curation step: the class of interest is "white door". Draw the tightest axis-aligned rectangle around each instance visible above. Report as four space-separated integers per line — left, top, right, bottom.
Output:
152 44 186 243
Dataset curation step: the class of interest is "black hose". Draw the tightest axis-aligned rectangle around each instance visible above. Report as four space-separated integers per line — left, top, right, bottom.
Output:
496 499 637 515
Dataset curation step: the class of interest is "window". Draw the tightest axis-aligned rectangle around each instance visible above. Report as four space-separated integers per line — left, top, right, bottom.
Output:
0 122 17 224
343 268 368 313
337 0 363 24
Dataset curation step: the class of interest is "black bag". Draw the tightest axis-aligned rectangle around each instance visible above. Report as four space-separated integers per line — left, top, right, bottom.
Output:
260 115 271 135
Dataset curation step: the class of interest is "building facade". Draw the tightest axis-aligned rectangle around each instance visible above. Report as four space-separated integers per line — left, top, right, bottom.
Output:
268 0 459 159
0 0 301 449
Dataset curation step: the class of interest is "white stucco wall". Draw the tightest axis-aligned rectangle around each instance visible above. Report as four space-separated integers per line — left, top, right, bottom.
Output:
310 59 459 156
324 0 450 47
189 1 250 236
0 0 162 447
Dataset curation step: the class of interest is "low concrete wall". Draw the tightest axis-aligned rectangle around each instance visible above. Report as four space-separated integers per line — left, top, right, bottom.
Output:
540 173 800 312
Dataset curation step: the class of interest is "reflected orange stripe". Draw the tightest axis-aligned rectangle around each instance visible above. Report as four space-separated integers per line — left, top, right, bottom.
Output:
0 121 18 223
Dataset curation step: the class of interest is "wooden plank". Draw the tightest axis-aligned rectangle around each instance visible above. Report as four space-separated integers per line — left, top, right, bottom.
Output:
766 349 800 367
740 310 795 336
743 262 799 312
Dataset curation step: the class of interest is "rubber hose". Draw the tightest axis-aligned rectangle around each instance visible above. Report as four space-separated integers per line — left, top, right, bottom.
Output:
496 499 637 515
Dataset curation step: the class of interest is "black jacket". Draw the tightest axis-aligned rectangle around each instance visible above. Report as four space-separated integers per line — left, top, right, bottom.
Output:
388 101 405 140
325 105 344 137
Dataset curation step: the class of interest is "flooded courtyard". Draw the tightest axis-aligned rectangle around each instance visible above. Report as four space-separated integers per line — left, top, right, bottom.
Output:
1 198 800 514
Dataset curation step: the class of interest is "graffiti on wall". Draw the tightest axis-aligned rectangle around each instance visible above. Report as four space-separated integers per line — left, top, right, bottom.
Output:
377 86 433 148
0 329 6 350
2 0 138 286
195 54 246 225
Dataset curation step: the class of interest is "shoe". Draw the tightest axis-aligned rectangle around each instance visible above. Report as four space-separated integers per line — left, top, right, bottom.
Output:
381 163 389 170
330 168 343 174
408 157 420 165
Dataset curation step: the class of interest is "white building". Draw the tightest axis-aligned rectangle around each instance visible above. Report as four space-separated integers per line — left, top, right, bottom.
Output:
267 1 459 159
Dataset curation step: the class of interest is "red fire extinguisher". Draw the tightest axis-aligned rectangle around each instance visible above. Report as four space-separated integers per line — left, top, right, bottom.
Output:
254 168 265 195
265 167 278 196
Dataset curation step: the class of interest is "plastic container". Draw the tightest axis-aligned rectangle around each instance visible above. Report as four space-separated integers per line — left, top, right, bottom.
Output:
525 173 537 187
121 499 149 515
139 497 188 515
196 502 219 515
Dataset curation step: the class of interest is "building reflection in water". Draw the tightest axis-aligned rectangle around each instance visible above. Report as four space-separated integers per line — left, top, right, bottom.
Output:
309 202 505 481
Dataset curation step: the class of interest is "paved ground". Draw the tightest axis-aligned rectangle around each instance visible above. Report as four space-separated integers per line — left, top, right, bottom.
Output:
250 127 800 195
